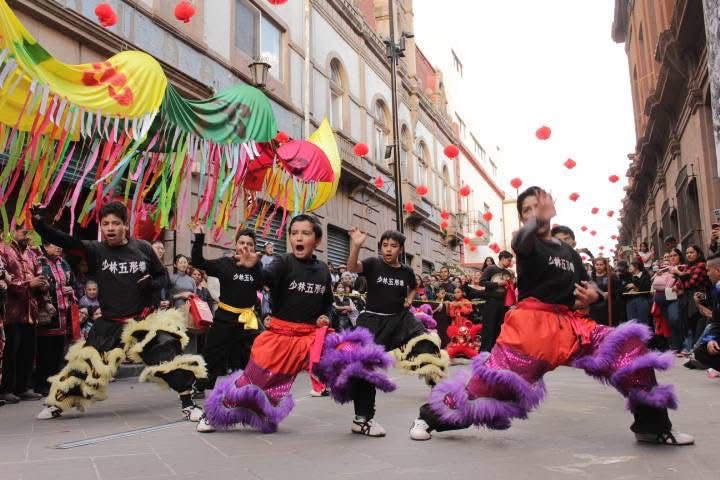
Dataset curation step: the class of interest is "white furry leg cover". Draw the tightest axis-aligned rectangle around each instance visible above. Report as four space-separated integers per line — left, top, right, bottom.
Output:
392 332 450 386
45 341 124 412
121 309 207 392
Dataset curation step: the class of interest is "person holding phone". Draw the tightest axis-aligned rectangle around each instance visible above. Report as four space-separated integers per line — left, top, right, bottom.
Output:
692 255 720 375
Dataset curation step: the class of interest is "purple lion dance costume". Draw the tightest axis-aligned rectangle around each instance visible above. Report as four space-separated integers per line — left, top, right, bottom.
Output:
203 323 395 433
418 300 678 437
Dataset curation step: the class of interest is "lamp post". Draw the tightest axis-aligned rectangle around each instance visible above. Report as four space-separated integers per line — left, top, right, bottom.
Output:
385 0 411 234
248 58 271 89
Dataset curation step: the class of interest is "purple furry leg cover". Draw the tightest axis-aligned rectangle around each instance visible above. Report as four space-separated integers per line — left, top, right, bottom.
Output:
427 352 546 430
202 370 295 433
572 321 678 412
313 327 396 404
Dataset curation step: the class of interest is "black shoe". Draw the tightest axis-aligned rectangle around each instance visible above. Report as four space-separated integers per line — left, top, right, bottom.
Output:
18 390 43 401
0 393 21 404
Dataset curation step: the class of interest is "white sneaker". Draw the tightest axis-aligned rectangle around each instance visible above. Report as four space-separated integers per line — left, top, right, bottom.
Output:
409 418 432 441
635 431 694 446
196 415 216 433
351 417 386 437
36 405 63 420
182 404 204 422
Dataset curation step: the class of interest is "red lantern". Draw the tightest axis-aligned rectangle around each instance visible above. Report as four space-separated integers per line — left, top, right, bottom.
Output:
482 211 493 222
475 229 485 238
463 237 471 245
489 242 501 253
580 226 588 232
591 207 599 214
611 234 617 240
599 246 605 250
469 244 478 252
352 143 369 156
510 177 523 189
440 220 450 229
174 1 196 23
581 254 588 261
459 185 472 197
95 3 117 27
403 202 415 214
416 184 429 196
608 174 620 183
373 176 385 189
275 131 290 144
535 126 551 140
607 210 614 218
569 192 580 202
563 158 577 169
444 144 459 158
268 0 288 4
590 230 597 236
440 210 451 220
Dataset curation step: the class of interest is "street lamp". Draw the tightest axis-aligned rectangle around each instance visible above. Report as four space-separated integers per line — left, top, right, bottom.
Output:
385 0 413 234
248 58 271 88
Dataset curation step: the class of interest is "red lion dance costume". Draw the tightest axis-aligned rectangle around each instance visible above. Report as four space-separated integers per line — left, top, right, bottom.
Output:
446 298 482 359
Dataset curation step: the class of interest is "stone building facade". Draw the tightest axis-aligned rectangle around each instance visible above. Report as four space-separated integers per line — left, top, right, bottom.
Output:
612 0 719 254
8 0 502 272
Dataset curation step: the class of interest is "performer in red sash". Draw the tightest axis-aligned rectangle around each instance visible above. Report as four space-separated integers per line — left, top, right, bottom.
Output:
409 186 693 445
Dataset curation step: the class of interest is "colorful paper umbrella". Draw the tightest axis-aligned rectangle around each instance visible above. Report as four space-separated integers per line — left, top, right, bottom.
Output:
277 140 334 182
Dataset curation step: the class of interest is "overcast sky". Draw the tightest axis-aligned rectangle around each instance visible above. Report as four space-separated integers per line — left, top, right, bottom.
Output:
414 0 636 257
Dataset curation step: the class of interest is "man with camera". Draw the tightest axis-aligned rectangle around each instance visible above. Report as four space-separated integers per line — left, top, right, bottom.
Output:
692 254 720 373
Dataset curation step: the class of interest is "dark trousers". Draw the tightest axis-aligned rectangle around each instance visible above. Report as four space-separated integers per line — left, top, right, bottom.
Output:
480 298 507 352
196 320 258 391
34 335 66 395
693 343 720 371
351 379 376 419
0 323 36 395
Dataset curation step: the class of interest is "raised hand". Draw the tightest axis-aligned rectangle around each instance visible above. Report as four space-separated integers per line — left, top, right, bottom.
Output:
348 227 367 248
190 222 205 235
536 190 556 225
233 244 259 268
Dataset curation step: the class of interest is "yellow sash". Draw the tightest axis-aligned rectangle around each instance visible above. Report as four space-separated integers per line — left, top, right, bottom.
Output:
218 302 258 330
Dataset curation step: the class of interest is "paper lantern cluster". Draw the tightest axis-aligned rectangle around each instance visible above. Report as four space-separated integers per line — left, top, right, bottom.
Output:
95 3 117 27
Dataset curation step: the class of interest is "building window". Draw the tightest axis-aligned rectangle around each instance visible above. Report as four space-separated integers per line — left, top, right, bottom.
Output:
327 225 350 268
373 100 389 166
455 113 466 140
442 165 450 211
451 49 463 78
329 58 345 130
235 0 283 79
422 260 434 274
414 142 428 187
676 169 701 248
400 125 410 173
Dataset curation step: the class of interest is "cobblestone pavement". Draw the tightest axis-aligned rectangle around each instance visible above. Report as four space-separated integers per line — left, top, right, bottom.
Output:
0 362 717 480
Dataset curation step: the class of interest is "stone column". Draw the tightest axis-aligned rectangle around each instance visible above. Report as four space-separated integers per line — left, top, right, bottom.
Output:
703 0 720 171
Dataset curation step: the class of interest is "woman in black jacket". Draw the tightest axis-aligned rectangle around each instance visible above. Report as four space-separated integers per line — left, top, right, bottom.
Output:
625 259 653 326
